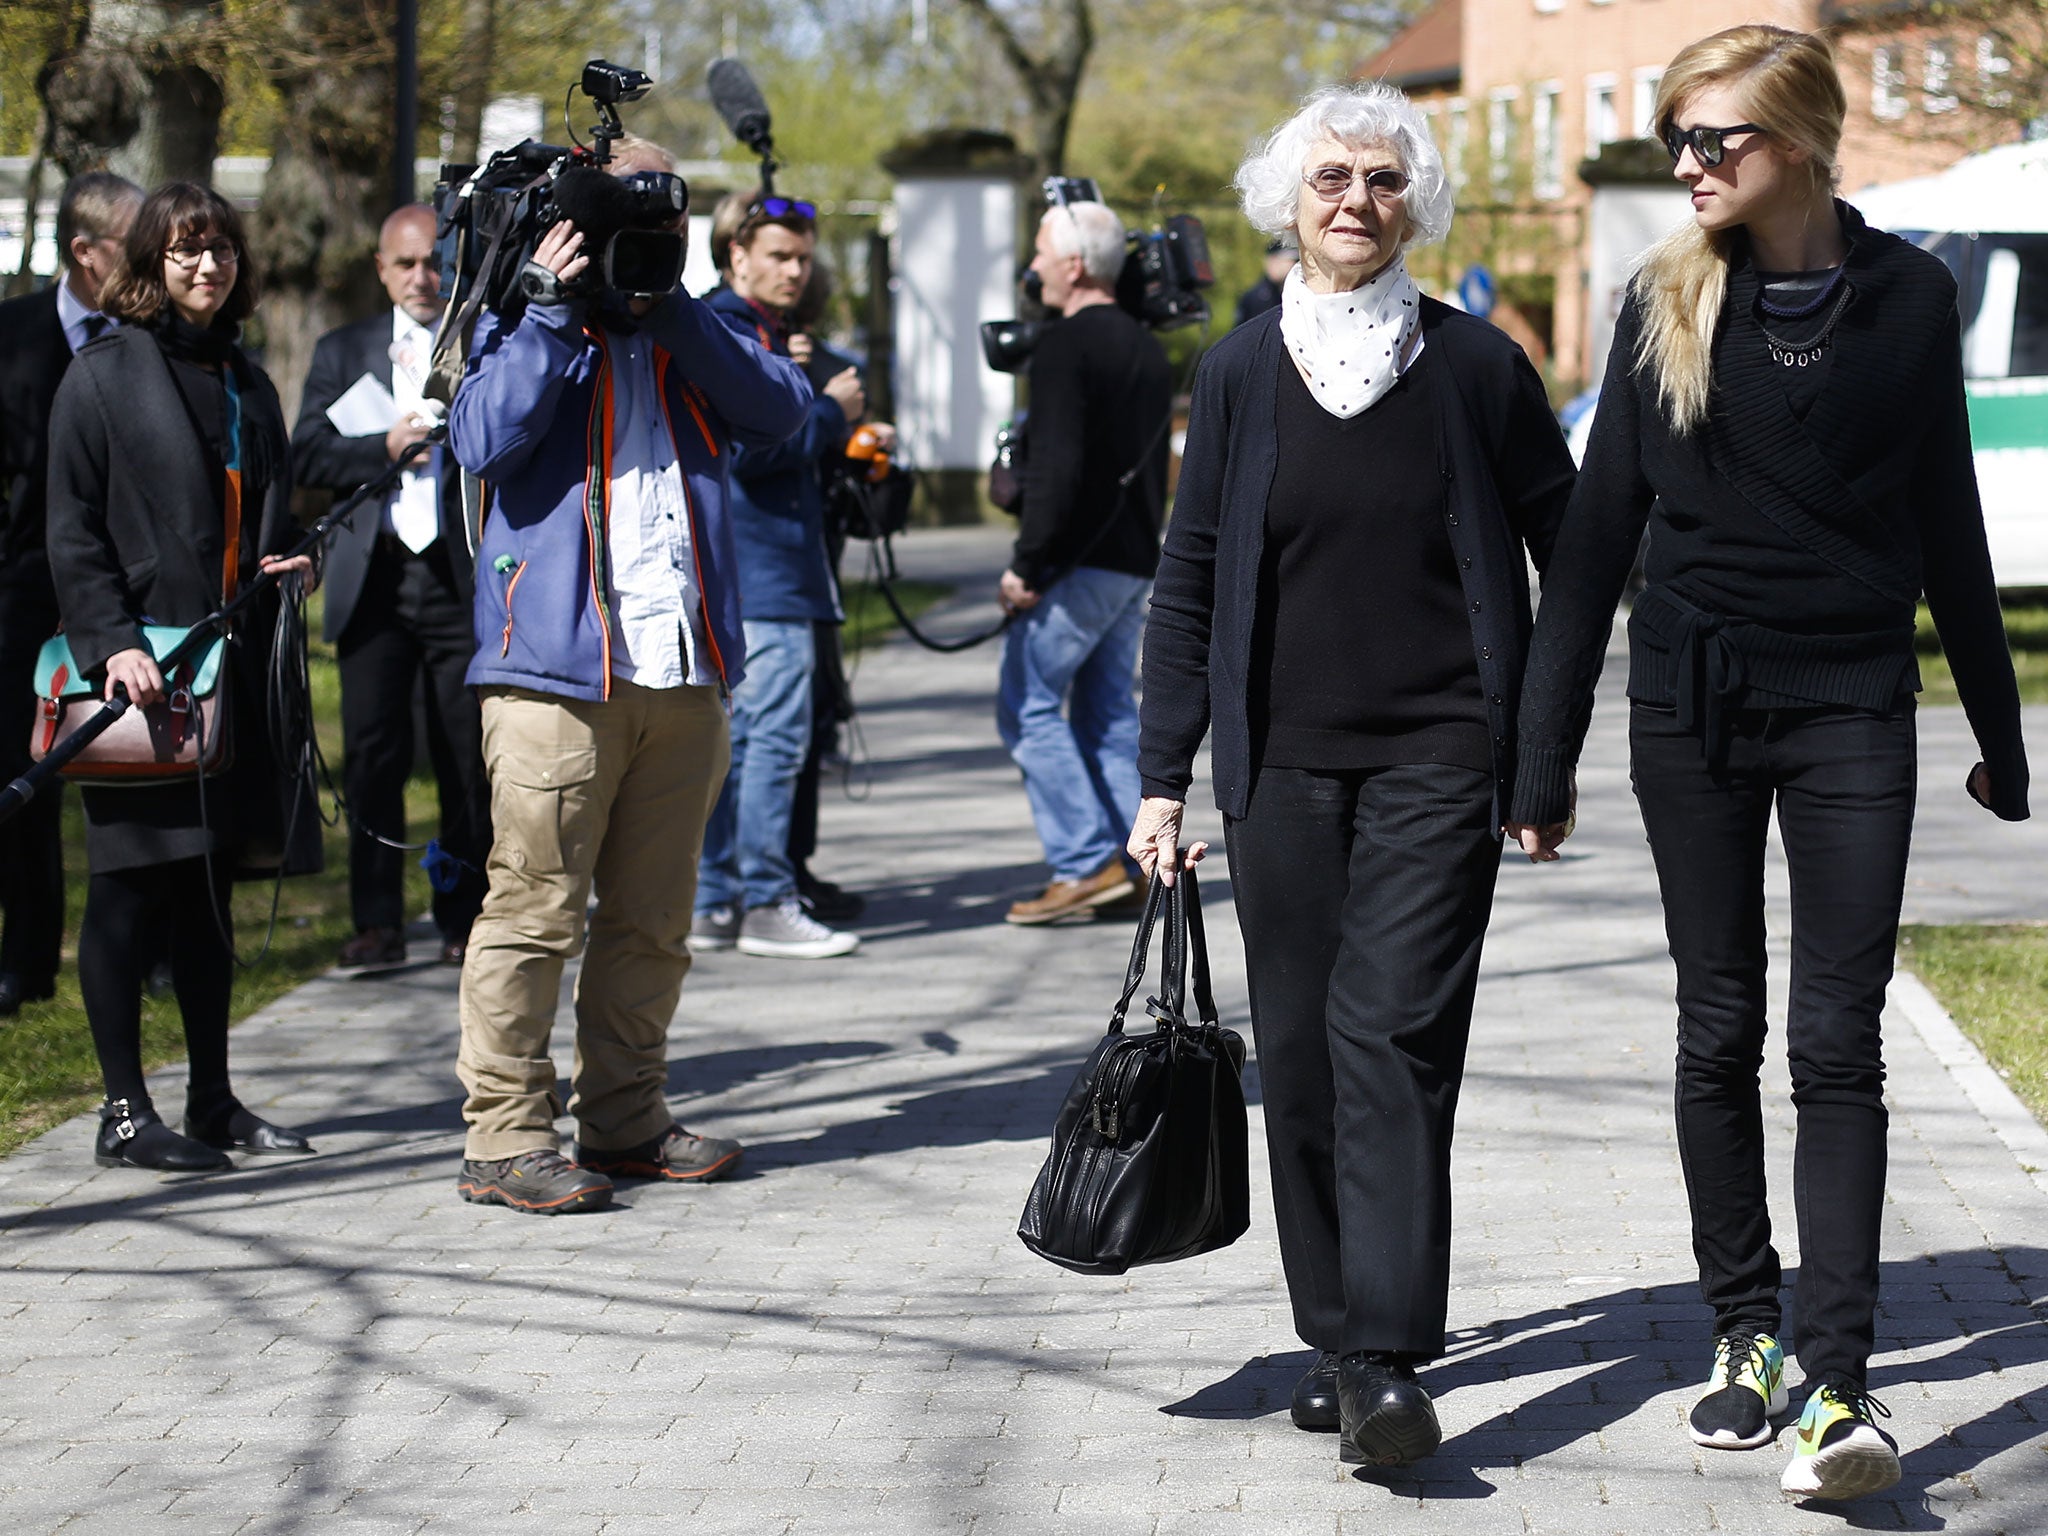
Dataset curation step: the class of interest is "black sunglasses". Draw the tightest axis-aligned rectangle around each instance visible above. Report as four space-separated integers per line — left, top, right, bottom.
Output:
750 196 817 221
1662 121 1766 169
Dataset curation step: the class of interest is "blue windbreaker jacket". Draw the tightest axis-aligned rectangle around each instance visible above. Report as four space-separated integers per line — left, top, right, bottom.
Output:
448 291 812 700
704 285 847 623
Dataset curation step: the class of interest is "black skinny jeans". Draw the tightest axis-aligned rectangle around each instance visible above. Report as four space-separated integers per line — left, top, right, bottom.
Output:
1226 762 1501 1360
78 855 235 1113
1631 700 1915 1392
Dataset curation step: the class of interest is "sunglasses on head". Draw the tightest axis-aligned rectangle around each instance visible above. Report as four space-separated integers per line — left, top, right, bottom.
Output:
750 196 817 221
1662 121 1766 169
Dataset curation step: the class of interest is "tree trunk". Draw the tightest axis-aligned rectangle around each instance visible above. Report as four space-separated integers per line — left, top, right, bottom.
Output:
450 0 497 164
38 0 222 184
252 2 394 429
955 0 1094 183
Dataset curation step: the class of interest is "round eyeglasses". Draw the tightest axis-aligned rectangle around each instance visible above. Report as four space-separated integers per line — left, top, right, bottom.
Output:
166 238 240 269
1661 122 1766 169
1302 166 1410 202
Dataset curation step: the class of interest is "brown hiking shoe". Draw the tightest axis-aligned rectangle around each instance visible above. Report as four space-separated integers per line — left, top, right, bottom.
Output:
456 1149 613 1215
576 1122 744 1183
1005 858 1136 925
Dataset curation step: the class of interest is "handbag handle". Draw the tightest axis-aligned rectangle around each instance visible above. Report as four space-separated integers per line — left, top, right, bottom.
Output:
1180 864 1219 1030
1109 862 1174 1031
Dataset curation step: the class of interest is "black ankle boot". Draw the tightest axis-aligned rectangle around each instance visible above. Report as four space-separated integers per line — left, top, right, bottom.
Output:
184 1094 315 1156
1338 1351 1441 1467
95 1100 232 1172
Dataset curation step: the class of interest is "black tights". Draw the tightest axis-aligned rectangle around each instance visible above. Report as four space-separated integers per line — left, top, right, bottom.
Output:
78 856 234 1112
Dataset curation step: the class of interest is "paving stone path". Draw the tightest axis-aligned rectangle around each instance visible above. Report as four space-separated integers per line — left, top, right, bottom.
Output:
3 528 2044 1535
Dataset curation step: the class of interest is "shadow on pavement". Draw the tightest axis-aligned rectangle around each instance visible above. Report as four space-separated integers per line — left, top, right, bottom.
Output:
1159 1250 2048 1523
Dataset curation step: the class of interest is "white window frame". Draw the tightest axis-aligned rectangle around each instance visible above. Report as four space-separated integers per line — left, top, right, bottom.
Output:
1924 40 1958 113
1979 35 2013 109
1488 87 1519 196
1632 67 1663 138
1584 73 1619 150
1872 46 1908 121
1532 83 1562 199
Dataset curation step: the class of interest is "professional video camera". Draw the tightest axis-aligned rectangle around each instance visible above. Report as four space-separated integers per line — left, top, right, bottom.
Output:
980 176 1215 374
430 60 688 324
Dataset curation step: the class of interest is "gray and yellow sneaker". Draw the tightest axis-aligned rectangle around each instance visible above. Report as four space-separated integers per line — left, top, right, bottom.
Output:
1689 1330 1788 1449
1781 1383 1900 1502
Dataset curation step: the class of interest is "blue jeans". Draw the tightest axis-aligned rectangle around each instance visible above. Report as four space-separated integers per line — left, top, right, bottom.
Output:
996 566 1149 882
696 620 816 912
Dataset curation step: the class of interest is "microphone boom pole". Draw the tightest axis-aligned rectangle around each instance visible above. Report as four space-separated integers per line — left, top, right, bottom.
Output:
0 435 440 827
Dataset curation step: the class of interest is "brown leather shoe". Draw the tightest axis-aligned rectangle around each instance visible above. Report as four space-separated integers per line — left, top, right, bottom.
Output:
1005 859 1136 925
338 926 407 968
438 939 467 966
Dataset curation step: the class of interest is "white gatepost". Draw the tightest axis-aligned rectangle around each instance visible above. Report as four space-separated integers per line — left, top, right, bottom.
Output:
881 130 1033 522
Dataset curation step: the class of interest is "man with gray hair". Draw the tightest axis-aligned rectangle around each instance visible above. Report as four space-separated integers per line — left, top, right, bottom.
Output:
0 170 141 1015
997 200 1172 924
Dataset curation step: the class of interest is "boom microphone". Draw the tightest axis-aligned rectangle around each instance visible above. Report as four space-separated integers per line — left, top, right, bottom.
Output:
707 58 773 155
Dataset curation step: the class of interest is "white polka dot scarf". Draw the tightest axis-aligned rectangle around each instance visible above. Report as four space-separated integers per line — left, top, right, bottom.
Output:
1278 257 1423 420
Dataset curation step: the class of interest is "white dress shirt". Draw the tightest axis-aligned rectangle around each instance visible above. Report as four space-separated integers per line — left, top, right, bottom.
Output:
604 327 716 690
55 275 108 355
386 308 445 551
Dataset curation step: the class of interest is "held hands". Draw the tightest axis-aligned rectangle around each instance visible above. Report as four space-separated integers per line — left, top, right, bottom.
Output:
1503 772 1578 864
998 569 1040 614
385 413 433 463
533 220 589 284
1127 796 1210 888
260 552 319 596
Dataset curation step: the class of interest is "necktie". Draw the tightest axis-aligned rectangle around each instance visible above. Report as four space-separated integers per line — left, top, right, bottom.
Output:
82 314 108 342
389 327 440 553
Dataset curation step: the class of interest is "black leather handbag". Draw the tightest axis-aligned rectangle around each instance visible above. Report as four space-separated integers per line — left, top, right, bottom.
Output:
1018 865 1251 1275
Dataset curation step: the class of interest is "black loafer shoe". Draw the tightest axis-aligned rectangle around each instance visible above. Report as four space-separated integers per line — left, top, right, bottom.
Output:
1338 1352 1442 1467
95 1100 232 1173
185 1097 316 1155
1291 1350 1342 1431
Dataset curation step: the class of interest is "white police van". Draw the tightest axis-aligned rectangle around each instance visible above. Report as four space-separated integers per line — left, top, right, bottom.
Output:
1856 140 2048 589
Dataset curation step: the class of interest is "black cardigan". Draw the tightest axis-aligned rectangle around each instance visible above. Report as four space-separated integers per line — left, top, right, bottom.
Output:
1512 202 2029 825
1138 299 1577 825
44 323 297 872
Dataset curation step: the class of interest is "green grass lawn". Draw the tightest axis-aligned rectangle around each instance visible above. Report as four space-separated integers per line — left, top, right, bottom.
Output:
1898 924 2048 1125
0 577 949 1159
1917 599 2048 705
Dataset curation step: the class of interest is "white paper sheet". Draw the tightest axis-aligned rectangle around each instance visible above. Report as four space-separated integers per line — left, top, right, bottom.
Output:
325 372 399 437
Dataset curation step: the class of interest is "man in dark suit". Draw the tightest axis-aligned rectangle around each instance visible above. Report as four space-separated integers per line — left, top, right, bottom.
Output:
0 171 141 1015
292 204 489 968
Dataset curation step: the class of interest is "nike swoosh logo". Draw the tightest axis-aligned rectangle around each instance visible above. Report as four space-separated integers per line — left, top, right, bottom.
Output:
1797 1423 1820 1447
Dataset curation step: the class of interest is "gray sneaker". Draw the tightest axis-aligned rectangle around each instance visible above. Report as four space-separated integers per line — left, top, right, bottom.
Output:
738 895 860 959
687 904 739 953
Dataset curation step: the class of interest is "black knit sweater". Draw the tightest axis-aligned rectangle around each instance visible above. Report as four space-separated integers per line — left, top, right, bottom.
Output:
1512 202 2029 825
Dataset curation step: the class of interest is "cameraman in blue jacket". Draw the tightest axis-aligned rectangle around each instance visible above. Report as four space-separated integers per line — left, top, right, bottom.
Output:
687 191 870 961
445 137 811 1216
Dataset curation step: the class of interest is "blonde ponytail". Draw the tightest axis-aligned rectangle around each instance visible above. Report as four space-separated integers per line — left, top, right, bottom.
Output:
1633 25 1846 434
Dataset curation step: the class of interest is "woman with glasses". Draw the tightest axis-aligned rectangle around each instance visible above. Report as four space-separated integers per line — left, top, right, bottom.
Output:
45 182 316 1172
1129 82 1575 1467
1507 26 2028 1502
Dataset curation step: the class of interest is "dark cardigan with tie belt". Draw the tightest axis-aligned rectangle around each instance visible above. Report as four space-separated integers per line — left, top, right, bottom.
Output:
1510 201 2028 827
1138 298 1577 827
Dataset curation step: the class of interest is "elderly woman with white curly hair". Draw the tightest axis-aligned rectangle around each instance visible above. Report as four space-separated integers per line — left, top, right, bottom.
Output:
1127 83 1576 1466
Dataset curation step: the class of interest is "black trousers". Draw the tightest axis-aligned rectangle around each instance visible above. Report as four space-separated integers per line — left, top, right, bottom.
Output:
0 568 65 989
337 540 490 941
1226 761 1501 1359
1631 700 1915 1392
78 854 233 1109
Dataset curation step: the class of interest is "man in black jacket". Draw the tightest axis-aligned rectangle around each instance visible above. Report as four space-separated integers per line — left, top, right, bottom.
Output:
997 199 1172 925
0 171 139 1015
292 204 489 968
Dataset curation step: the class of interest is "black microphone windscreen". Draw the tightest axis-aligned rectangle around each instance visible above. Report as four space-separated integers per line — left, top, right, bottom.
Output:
707 58 772 147
551 166 639 241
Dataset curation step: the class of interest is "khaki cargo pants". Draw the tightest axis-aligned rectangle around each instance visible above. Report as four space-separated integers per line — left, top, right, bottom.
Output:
457 680 728 1160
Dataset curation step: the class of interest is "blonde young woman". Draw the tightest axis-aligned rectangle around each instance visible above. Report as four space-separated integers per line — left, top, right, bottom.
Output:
1507 27 2028 1502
